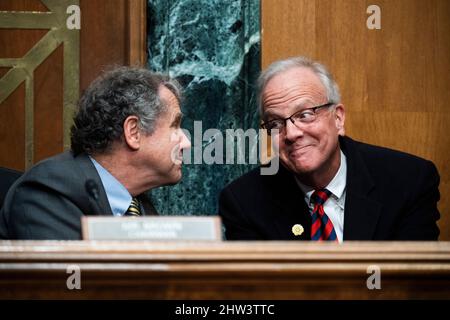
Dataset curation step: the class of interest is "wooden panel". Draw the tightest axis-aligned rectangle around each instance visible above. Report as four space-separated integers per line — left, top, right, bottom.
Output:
0 83 25 171
0 29 48 58
0 0 48 11
34 44 64 163
0 67 11 78
80 0 147 91
80 0 127 91
0 0 147 171
262 0 450 239
0 241 449 299
261 0 317 60
126 0 147 66
0 29 48 170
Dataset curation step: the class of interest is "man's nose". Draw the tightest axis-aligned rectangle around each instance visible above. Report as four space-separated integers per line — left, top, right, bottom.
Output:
284 119 303 142
180 131 191 150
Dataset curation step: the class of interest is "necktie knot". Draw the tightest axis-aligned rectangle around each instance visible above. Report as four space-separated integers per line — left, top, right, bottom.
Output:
125 197 141 216
311 189 332 206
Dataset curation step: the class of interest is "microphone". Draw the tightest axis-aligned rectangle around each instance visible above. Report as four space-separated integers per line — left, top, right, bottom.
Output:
85 179 103 215
85 179 99 201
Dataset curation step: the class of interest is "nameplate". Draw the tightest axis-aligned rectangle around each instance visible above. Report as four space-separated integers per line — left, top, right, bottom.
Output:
82 216 222 241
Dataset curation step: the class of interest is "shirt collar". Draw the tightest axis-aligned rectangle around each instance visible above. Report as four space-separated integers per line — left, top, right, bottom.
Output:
89 156 132 216
295 150 347 206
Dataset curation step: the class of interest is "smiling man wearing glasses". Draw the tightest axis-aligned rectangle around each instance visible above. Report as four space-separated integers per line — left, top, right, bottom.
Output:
218 56 440 242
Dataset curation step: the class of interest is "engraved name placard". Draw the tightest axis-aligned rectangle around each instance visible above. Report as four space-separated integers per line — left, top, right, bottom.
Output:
82 216 222 241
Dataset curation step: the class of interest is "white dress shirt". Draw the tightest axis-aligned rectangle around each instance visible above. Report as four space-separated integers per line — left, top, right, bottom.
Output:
296 150 347 242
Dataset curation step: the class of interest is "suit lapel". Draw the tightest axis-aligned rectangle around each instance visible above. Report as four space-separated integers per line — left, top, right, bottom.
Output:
268 165 311 240
137 193 158 216
341 137 382 240
74 153 113 216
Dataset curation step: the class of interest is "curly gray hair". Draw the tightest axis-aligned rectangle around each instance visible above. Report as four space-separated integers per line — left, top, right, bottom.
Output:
70 66 182 155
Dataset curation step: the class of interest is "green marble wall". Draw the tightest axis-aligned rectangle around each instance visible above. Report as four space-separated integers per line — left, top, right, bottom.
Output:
147 0 260 215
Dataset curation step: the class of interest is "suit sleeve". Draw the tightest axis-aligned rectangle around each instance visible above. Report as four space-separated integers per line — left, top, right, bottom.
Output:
218 186 264 240
2 181 83 240
393 160 441 240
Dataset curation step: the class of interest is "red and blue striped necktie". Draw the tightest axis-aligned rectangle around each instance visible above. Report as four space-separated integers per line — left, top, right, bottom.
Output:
310 189 338 242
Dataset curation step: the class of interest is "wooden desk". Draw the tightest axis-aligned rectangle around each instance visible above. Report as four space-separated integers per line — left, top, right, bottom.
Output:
0 241 449 299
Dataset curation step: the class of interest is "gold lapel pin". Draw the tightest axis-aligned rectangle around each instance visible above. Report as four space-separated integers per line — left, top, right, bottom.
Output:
292 224 304 236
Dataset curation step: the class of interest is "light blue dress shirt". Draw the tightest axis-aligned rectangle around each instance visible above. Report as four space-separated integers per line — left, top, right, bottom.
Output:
89 157 132 216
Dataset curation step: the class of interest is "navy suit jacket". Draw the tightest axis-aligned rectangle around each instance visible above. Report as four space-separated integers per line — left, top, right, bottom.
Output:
0 152 156 240
219 136 440 240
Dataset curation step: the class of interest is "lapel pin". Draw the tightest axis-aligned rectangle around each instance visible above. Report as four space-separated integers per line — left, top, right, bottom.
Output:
292 224 304 236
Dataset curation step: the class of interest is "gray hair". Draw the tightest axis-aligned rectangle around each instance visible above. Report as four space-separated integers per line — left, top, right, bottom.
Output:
257 56 341 114
71 66 182 155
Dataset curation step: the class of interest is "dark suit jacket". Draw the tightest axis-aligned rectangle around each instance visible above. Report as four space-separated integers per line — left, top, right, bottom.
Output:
0 167 22 208
0 152 157 240
219 136 440 241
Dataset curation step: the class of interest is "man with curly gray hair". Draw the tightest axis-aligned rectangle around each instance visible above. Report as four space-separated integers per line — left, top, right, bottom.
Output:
0 67 191 239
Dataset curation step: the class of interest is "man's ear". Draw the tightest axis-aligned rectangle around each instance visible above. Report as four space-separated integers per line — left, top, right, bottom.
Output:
334 103 346 136
123 115 141 150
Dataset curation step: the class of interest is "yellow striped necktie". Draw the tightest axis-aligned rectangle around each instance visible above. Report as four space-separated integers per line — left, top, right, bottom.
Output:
124 197 142 216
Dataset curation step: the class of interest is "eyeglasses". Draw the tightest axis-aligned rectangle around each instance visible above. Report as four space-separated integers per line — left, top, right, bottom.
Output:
261 102 334 135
